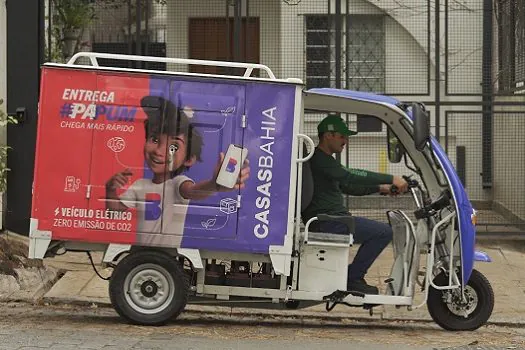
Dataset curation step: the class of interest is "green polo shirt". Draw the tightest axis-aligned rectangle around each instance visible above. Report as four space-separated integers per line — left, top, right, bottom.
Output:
302 147 394 221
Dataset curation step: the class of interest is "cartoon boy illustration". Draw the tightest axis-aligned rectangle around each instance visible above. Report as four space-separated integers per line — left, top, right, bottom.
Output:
105 95 250 247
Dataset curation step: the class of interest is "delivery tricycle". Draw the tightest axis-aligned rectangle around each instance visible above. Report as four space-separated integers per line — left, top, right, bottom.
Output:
28 52 494 331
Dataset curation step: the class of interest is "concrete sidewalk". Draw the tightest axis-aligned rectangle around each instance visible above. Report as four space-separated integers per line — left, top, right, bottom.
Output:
27 239 525 326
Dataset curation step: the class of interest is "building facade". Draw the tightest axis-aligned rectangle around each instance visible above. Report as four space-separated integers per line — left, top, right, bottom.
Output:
4 0 523 234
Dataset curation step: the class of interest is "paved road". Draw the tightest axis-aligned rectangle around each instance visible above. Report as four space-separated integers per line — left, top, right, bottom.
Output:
0 303 524 350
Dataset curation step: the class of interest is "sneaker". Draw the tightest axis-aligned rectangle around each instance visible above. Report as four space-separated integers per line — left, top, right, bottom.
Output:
347 278 379 295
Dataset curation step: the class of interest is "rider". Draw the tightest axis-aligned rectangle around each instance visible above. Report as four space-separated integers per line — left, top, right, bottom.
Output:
302 114 409 294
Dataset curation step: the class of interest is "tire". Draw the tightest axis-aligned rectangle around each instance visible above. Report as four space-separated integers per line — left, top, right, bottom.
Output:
109 250 189 326
285 300 300 309
427 269 494 331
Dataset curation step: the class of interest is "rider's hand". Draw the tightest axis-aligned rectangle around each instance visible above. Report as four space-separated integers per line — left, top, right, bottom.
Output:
392 175 409 193
379 184 392 195
212 152 250 191
106 168 133 192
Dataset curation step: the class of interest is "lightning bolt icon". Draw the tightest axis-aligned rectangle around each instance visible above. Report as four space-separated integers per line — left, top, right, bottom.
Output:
54 207 60 216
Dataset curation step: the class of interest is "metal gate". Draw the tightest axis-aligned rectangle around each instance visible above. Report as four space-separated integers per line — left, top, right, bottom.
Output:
43 0 525 235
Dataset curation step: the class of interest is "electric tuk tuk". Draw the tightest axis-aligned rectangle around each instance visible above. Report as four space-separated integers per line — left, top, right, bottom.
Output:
29 52 494 331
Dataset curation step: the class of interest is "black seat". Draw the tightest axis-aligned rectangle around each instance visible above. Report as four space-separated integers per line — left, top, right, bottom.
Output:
300 144 314 213
299 144 355 238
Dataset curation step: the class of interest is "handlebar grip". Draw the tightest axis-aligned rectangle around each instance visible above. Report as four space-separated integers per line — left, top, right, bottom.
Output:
402 175 419 188
390 184 399 194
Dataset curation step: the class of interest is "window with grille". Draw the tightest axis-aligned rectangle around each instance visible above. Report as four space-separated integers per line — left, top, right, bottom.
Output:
304 14 385 92
305 14 385 132
305 15 331 89
497 0 525 93
347 15 385 93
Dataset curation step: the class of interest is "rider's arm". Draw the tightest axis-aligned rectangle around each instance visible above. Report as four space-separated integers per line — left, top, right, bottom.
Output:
339 183 380 196
318 163 394 187
311 149 393 187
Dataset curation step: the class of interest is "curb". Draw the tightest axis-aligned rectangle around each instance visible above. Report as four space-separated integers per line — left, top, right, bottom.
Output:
31 268 66 301
0 268 65 304
32 294 525 329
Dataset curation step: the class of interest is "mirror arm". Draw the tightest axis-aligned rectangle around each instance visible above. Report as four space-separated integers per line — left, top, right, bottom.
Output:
403 152 418 173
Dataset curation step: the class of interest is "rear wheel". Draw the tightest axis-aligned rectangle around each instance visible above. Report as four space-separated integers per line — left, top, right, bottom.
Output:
109 250 189 326
285 300 300 309
427 269 494 331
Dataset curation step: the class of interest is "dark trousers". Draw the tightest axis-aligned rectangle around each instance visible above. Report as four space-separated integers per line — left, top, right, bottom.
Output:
311 215 393 282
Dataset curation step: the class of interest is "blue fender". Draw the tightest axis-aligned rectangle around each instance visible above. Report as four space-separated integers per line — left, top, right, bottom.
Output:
474 250 491 262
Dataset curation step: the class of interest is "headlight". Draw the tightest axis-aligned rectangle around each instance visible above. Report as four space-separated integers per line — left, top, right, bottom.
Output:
471 210 478 226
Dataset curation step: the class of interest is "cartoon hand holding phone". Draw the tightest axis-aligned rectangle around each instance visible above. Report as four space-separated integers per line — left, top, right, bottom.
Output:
215 144 249 190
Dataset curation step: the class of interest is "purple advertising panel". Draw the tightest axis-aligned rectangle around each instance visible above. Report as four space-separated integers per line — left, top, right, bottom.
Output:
181 80 297 253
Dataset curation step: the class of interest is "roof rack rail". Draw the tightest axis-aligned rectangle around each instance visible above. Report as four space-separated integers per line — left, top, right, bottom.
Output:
66 52 277 80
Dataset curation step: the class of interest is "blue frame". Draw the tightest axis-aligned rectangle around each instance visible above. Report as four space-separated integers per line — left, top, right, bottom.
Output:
307 88 484 284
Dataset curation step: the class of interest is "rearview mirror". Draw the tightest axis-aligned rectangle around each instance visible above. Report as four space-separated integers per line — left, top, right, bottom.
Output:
387 128 404 163
413 103 430 151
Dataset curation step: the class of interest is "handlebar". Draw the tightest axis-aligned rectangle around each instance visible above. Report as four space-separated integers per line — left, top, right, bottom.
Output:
414 189 451 220
389 184 399 195
383 175 419 196
403 175 420 189
385 175 452 220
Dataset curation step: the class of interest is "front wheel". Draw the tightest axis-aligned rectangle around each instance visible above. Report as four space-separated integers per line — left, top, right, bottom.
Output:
109 250 189 326
427 269 494 331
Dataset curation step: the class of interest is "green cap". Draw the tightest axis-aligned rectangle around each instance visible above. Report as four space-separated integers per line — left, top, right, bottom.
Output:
317 114 357 136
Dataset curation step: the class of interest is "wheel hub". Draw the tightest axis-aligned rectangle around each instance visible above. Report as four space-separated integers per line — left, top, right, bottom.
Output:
123 264 176 315
443 285 478 317
140 280 159 298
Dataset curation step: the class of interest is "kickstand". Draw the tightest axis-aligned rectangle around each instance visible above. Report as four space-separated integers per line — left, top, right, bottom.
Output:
325 300 339 312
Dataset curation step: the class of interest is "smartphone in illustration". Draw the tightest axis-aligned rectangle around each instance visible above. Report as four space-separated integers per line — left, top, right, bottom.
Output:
168 144 176 172
216 144 248 189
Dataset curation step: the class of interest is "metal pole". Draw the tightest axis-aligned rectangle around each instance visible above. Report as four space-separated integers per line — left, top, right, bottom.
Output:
327 0 331 89
245 0 249 63
434 0 441 142
144 0 149 69
335 0 341 90
233 0 242 63
48 0 52 62
481 0 493 188
444 0 448 153
128 0 132 67
334 0 341 164
226 0 230 61
136 0 142 68
345 0 349 90
345 0 349 210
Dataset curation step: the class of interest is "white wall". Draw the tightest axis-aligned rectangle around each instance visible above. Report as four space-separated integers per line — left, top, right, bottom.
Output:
161 0 488 207
492 100 525 221
279 0 434 183
165 0 435 95
444 1 484 95
162 0 483 99
91 2 168 43
446 114 491 201
279 0 430 95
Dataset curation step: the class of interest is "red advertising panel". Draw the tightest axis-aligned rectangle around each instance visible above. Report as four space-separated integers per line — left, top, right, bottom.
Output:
32 67 150 244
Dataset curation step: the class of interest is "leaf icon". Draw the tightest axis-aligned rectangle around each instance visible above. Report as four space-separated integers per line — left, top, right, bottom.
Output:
201 218 217 229
221 106 235 115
